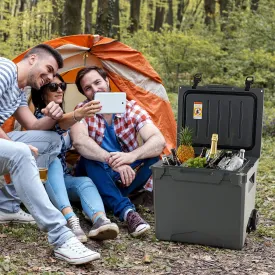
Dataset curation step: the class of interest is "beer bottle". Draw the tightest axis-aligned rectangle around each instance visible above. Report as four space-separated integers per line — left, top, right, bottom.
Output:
171 148 181 166
199 147 207 158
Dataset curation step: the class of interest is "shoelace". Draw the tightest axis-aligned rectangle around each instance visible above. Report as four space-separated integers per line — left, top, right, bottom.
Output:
68 216 81 230
128 212 143 229
18 210 31 217
65 237 89 253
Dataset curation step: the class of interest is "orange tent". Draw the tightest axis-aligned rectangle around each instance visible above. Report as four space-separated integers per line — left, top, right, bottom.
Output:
11 34 176 154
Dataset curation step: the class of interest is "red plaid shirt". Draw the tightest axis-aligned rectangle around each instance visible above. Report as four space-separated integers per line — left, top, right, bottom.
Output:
75 99 154 190
76 99 153 151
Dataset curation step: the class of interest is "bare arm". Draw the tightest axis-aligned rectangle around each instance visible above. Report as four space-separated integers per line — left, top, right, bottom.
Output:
70 121 110 162
108 123 166 168
58 100 101 130
14 107 56 130
14 102 63 130
131 123 166 160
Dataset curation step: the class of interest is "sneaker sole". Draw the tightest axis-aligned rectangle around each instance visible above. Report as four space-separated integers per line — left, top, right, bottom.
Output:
54 251 100 265
88 224 119 240
77 235 88 243
130 224 151 238
0 220 36 225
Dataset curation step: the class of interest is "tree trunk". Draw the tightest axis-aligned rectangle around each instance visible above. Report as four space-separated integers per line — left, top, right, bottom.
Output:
235 0 247 10
113 0 120 39
63 0 83 36
250 0 259 11
30 0 38 10
177 0 188 30
147 0 154 31
52 0 62 35
96 0 116 37
128 0 141 33
85 0 93 34
154 0 166 32
19 0 26 12
219 0 230 16
204 0 215 26
219 0 231 31
2 1 10 42
166 0 173 28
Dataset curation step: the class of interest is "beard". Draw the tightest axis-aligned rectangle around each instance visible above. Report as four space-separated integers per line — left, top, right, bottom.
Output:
27 65 40 90
91 85 110 100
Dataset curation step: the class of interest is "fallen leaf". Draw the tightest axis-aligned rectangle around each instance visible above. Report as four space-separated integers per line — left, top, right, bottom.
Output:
0 234 7 238
264 241 272 247
65 272 75 275
202 255 212 262
31 266 42 272
258 272 269 275
49 257 56 263
143 253 152 264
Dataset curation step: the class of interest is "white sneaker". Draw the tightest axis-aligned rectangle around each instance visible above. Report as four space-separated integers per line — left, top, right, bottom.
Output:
54 236 100 265
0 208 36 224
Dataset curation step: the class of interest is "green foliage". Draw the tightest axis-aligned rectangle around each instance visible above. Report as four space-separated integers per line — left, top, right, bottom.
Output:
122 0 275 99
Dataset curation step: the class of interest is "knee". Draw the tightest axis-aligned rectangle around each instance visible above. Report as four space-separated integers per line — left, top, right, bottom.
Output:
48 132 62 147
13 142 32 158
76 177 96 190
40 131 62 149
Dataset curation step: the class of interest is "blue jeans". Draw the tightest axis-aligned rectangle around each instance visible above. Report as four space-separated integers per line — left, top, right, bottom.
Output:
45 158 105 220
76 157 159 221
0 131 74 247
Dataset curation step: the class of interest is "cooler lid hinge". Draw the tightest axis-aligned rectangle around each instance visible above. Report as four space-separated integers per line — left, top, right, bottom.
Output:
192 73 202 89
245 76 254 91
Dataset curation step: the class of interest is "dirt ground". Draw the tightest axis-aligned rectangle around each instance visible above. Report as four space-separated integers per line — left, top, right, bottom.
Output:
1 137 275 275
0 201 274 275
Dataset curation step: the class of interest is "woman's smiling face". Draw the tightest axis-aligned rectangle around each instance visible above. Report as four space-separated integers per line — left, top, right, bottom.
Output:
43 76 66 105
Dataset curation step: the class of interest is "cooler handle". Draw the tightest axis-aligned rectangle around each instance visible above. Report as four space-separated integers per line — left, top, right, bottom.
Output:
170 168 224 185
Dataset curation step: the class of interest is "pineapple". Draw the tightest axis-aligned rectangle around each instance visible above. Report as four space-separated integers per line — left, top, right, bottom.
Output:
177 127 195 163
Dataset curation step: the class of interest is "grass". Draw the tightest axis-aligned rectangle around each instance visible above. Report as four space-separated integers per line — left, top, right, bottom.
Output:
0 92 274 274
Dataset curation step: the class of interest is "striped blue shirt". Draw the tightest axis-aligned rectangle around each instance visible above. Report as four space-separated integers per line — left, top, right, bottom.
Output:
0 57 28 125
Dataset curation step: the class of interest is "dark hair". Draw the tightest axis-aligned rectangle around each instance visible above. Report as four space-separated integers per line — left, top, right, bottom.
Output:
75 66 108 95
31 73 65 111
24 44 63 69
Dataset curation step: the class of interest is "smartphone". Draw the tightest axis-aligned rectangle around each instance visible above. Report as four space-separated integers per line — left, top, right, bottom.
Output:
94 92 126 114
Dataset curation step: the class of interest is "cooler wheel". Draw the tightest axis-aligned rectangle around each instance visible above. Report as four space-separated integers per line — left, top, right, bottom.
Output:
247 209 259 233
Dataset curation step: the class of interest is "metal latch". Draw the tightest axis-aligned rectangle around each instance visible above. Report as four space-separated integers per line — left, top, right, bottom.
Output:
245 76 254 91
192 73 202 89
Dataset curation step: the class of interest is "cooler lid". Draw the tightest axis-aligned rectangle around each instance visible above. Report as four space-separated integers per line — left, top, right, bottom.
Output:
177 84 264 158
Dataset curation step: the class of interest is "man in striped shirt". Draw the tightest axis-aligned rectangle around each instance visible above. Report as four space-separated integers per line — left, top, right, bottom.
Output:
0 45 100 264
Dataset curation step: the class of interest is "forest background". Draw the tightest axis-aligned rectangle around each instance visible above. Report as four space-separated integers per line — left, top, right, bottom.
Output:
1 0 275 132
0 1 275 274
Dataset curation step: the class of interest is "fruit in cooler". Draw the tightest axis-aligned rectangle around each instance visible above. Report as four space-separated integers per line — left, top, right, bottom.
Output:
177 126 195 163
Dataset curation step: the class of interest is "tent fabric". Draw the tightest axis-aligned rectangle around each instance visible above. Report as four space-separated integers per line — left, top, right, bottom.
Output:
4 34 177 187
11 34 177 154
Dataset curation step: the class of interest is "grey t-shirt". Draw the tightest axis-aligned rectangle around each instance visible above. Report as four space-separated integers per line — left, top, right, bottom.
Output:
0 57 28 125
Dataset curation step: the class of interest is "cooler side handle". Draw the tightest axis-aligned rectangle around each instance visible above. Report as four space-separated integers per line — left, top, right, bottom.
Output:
169 168 225 185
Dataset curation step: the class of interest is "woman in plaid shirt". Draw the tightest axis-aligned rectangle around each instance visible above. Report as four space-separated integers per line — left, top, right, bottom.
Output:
31 73 119 243
71 66 166 237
